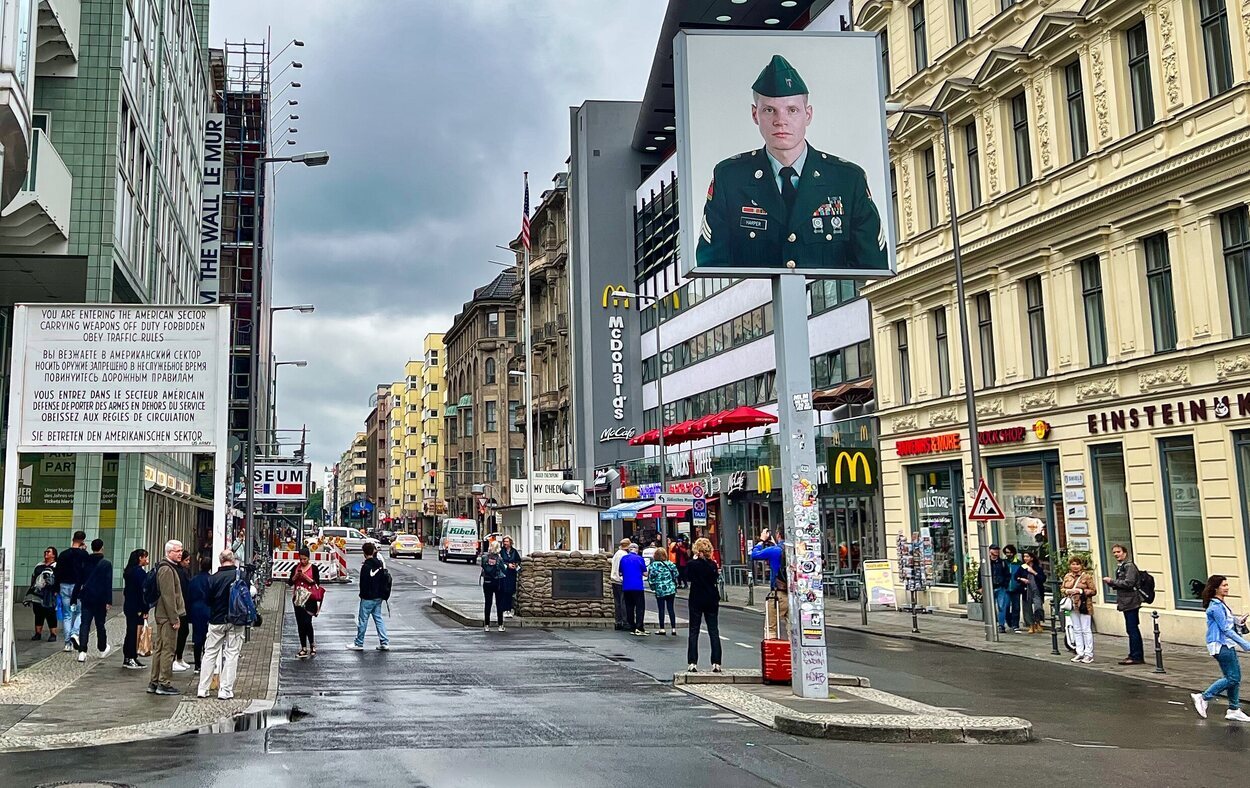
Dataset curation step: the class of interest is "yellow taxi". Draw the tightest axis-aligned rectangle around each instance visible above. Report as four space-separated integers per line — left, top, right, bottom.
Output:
388 533 424 560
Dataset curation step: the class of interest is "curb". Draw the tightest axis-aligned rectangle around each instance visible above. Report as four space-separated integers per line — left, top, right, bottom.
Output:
430 599 685 630
674 669 869 688
773 713 1033 744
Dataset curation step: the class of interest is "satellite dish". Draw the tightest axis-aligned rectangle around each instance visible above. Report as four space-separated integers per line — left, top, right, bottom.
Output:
229 437 243 464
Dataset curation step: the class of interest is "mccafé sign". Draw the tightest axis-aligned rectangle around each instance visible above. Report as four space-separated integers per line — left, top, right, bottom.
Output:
896 433 961 457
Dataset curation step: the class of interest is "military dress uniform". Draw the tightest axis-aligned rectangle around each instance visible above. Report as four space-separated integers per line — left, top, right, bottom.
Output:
695 145 887 271
694 53 889 272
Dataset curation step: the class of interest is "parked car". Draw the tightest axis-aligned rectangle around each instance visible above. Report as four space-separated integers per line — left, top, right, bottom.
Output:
389 533 424 559
316 526 380 553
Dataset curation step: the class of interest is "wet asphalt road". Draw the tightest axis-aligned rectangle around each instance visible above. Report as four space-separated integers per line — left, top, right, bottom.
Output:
0 556 1247 787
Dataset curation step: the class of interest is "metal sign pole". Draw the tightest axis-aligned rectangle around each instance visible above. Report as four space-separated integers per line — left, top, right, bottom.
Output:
771 272 827 699
0 306 28 683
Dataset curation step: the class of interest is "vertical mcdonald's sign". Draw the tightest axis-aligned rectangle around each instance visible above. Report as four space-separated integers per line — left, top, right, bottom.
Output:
601 285 630 421
757 465 772 494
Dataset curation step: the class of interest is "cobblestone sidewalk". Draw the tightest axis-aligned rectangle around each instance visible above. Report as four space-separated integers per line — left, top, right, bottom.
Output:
686 584 1240 692
0 584 285 751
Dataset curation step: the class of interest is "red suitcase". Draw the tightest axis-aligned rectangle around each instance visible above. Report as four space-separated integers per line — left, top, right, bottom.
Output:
761 593 792 685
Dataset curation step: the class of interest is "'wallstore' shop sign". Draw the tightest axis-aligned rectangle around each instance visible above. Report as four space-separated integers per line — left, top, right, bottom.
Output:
896 433 961 457
1087 392 1250 434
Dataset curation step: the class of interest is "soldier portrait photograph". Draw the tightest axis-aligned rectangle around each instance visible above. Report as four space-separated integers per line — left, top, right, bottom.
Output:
676 33 896 277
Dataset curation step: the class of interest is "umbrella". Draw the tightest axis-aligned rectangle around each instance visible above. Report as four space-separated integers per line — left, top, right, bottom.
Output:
813 378 875 409
708 406 777 433
628 429 660 446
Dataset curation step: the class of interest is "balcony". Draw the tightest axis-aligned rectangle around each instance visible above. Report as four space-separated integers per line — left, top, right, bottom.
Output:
543 321 557 344
0 129 71 254
557 313 568 335
36 0 80 78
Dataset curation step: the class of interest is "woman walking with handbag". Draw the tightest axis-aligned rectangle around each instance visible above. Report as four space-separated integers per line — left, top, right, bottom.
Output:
1191 575 1250 722
1061 556 1097 663
287 547 322 659
27 547 60 643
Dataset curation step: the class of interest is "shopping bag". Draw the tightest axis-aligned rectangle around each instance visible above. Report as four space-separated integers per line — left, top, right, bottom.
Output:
137 621 153 656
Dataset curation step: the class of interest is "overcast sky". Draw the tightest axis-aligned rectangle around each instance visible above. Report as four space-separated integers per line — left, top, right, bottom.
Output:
210 1 667 476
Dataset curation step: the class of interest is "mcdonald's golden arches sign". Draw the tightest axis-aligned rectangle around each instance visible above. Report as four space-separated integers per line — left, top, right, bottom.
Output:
826 447 878 495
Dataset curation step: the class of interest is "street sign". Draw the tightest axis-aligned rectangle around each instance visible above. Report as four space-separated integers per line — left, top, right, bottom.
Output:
968 479 1005 521
691 483 705 498
692 516 707 530
692 497 707 516
251 462 311 502
655 493 694 506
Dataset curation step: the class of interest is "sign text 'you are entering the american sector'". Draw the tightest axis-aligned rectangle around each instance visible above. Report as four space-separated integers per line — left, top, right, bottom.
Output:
15 305 229 452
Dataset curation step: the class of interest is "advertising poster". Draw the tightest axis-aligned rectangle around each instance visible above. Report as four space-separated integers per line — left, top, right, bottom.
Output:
0 454 118 528
675 30 896 279
862 559 896 609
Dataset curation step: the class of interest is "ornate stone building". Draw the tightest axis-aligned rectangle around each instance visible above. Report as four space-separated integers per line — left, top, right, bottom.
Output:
862 0 1250 643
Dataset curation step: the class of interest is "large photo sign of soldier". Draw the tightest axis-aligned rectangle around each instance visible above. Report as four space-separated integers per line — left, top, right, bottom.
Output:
674 31 897 279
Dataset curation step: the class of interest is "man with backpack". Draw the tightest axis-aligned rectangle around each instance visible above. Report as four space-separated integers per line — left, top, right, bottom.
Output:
196 549 251 700
349 542 391 650
72 539 114 664
148 539 186 695
1104 543 1147 665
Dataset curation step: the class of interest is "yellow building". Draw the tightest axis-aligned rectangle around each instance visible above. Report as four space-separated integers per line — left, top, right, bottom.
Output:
421 333 447 537
861 0 1250 643
337 432 367 524
388 378 407 523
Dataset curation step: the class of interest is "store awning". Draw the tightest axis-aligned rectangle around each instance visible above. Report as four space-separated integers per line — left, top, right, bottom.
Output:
635 503 692 520
458 394 473 407
599 500 652 521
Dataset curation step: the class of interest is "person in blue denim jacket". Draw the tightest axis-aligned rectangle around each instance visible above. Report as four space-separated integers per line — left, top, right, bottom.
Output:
1191 575 1250 723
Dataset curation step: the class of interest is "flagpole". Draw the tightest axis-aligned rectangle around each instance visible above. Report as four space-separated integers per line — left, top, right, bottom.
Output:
522 173 535 555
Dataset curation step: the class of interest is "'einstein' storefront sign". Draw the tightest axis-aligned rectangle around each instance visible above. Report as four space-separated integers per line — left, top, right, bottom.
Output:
1086 393 1250 434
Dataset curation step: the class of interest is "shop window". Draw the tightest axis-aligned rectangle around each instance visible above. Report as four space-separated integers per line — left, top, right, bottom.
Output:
992 464 1049 554
1236 433 1250 587
1160 436 1206 607
1091 444 1133 601
908 467 960 585
1126 21 1155 131
1144 233 1177 351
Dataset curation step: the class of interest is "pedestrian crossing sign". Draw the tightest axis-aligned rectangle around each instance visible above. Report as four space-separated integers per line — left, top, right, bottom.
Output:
968 479 1005 521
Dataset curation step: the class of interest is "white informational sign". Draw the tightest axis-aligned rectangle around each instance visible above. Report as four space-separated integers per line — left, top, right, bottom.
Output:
2 303 231 682
12 305 229 452
655 493 695 506
1066 521 1090 536
199 113 225 304
1064 488 1087 504
509 477 583 504
1063 471 1085 488
252 462 311 502
1066 504 1088 520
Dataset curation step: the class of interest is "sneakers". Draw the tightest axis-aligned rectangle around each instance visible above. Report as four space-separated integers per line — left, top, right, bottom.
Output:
712 664 722 673
31 632 42 641
1226 708 1250 723
47 632 57 642
1070 655 1083 663
670 629 677 636
147 682 158 694
123 659 144 670
76 651 86 663
70 635 80 651
630 630 644 636
98 645 113 660
687 663 698 672
1191 693 1209 719
1013 628 1023 634
217 691 234 700
1080 655 1094 664
376 643 390 650
483 626 490 632
172 660 190 672
154 684 181 696
497 626 505 632
1118 658 1146 665
63 643 74 653
347 643 365 651
196 692 209 699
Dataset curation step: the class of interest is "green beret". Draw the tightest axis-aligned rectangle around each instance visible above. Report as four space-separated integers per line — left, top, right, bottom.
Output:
751 54 808 98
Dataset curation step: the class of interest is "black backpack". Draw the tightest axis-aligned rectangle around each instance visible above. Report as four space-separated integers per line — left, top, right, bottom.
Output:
142 568 162 609
377 564 393 601
481 553 504 584
1137 568 1156 604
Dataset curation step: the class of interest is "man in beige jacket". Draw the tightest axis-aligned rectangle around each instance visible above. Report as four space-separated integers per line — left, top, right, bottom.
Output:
148 539 186 695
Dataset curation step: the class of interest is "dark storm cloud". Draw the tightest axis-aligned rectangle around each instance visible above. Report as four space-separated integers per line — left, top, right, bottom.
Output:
211 0 665 469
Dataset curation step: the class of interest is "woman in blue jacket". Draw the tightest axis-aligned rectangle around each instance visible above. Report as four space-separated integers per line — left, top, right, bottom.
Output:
121 549 150 669
186 557 213 673
1191 574 1250 722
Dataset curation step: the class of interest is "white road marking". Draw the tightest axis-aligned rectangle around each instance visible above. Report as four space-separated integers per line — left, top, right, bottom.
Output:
735 642 753 649
719 636 730 641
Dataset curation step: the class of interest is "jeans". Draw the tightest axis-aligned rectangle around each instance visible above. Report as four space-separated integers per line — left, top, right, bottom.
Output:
1123 608 1144 660
625 590 647 632
355 598 389 646
687 604 722 665
197 623 244 697
1203 646 1242 710
77 604 108 653
1006 590 1022 629
612 582 626 629
655 595 676 629
59 584 80 643
994 588 1011 631
123 611 145 661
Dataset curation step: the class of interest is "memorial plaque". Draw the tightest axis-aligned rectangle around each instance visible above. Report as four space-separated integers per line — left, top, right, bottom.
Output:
551 569 603 600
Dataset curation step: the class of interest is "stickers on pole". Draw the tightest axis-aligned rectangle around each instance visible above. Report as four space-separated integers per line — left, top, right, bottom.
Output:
968 479 1005 521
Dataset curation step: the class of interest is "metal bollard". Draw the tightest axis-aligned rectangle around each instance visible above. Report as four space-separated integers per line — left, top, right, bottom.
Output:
747 570 755 607
1152 610 1166 674
1049 578 1061 656
860 565 868 626
910 589 920 633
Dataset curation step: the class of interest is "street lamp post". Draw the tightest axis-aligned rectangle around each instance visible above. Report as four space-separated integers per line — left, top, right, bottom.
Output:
886 103 996 643
496 227 533 554
244 151 328 574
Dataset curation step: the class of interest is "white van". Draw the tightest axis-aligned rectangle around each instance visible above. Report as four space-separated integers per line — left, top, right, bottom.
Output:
439 519 480 563
316 526 379 553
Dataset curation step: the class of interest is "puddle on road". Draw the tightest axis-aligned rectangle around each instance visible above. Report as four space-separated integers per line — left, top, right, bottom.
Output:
183 704 309 735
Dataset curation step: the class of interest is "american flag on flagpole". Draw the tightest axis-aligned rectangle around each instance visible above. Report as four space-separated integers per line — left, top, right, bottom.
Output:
521 172 531 252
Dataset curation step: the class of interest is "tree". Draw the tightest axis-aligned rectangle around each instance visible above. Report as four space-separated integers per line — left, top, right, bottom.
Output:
305 489 324 523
